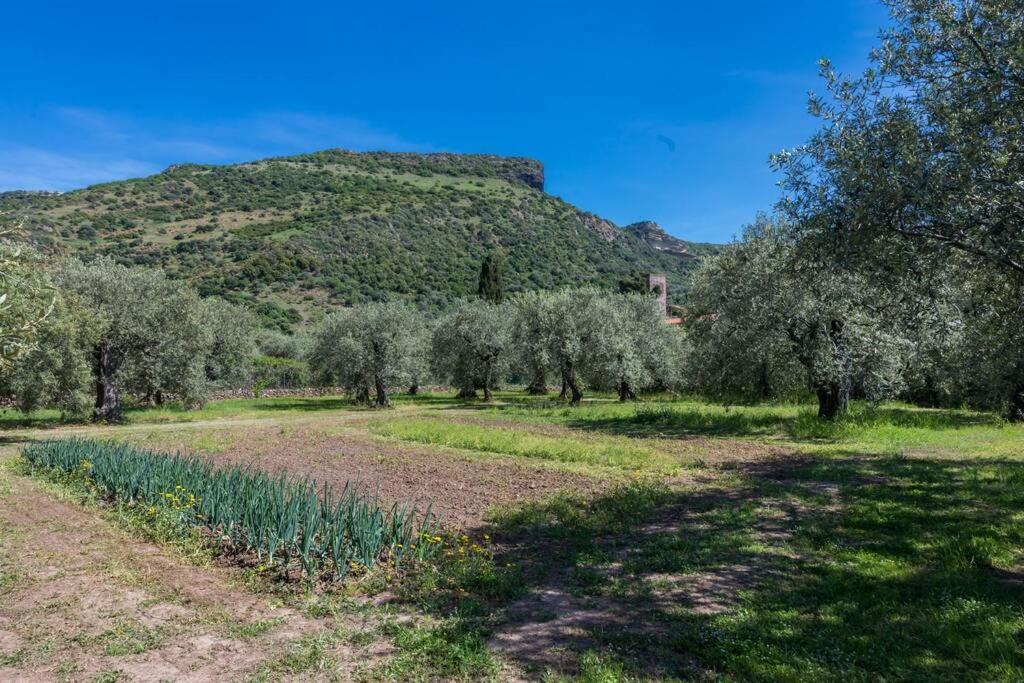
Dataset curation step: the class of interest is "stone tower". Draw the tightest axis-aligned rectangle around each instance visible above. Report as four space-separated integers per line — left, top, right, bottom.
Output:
644 273 667 316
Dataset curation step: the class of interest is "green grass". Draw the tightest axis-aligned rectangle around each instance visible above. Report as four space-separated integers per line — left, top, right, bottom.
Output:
227 618 283 640
0 391 459 429
370 416 678 475
474 396 1023 458
73 619 165 657
473 458 1024 681
254 631 338 680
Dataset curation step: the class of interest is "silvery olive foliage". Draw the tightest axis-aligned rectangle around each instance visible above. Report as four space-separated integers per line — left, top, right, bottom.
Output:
0 224 54 367
309 300 427 407
506 287 677 405
53 258 222 421
508 289 555 395
587 292 683 400
431 299 511 401
687 218 909 418
773 0 1024 418
519 287 609 405
0 291 99 417
199 297 259 389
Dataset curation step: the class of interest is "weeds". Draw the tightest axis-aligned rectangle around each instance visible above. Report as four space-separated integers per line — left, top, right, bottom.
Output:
372 418 677 474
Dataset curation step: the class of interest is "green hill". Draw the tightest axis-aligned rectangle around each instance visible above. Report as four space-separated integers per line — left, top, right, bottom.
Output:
1 149 720 330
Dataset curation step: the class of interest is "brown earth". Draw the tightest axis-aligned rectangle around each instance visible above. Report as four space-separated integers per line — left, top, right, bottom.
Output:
137 422 612 531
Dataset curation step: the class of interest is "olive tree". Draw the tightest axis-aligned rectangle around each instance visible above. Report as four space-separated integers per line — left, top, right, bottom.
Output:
509 288 629 406
773 0 1024 417
432 299 511 401
687 220 909 418
200 297 258 389
509 290 554 394
0 292 99 417
0 226 54 367
54 258 209 422
309 301 427 407
588 293 681 400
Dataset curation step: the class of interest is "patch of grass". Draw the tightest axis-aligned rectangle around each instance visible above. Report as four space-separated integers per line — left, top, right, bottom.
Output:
363 532 525 681
371 615 500 681
477 397 1024 459
227 618 283 640
544 650 641 682
73 619 164 657
255 631 338 679
371 418 677 474
90 670 124 683
475 395 800 438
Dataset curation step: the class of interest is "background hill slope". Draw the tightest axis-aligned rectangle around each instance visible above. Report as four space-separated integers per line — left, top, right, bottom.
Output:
1 150 719 330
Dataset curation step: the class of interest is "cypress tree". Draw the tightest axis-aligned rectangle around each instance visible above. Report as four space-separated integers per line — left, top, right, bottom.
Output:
477 252 505 304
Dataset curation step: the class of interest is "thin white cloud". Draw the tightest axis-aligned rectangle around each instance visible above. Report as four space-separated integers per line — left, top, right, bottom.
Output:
0 108 431 191
0 146 156 192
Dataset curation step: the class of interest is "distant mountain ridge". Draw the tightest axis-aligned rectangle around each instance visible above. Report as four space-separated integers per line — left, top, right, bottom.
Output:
1 149 721 330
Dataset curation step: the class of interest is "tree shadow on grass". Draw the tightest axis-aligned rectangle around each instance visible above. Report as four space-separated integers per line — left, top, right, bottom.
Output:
210 397 359 412
563 403 1003 442
444 452 1024 680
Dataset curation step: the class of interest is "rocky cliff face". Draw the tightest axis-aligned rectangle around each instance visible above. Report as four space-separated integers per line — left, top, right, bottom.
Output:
623 221 696 261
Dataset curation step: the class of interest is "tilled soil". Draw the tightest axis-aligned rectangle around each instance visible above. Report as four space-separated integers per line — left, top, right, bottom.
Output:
191 427 611 531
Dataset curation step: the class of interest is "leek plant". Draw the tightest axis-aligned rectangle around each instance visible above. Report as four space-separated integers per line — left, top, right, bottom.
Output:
22 438 439 579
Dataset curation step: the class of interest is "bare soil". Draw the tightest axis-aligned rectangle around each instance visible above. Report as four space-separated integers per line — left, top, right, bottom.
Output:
191 426 609 531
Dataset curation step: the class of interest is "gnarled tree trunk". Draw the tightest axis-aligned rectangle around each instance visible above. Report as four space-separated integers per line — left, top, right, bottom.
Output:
456 379 478 400
816 381 849 420
408 383 419 396
482 361 494 402
93 343 123 423
526 367 548 395
566 366 583 406
355 384 371 405
374 375 390 408
618 380 637 402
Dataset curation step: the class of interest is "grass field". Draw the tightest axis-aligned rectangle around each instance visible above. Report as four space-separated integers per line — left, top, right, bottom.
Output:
1 392 1022 681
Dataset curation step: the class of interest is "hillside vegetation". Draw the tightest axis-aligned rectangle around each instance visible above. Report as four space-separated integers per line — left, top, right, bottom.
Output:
1 150 717 330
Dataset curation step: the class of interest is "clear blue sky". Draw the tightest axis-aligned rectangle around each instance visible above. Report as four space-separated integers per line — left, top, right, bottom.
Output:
2 0 888 243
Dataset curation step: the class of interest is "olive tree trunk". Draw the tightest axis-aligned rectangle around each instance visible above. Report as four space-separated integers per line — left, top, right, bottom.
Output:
566 366 583 406
526 368 548 395
374 375 390 408
618 380 637 402
816 381 849 420
456 379 478 400
93 343 123 423
482 361 494 402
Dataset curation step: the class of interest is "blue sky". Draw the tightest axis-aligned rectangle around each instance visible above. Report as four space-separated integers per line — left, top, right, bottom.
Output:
2 1 888 243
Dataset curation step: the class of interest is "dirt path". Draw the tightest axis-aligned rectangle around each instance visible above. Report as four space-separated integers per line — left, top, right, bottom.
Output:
0 465 390 682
